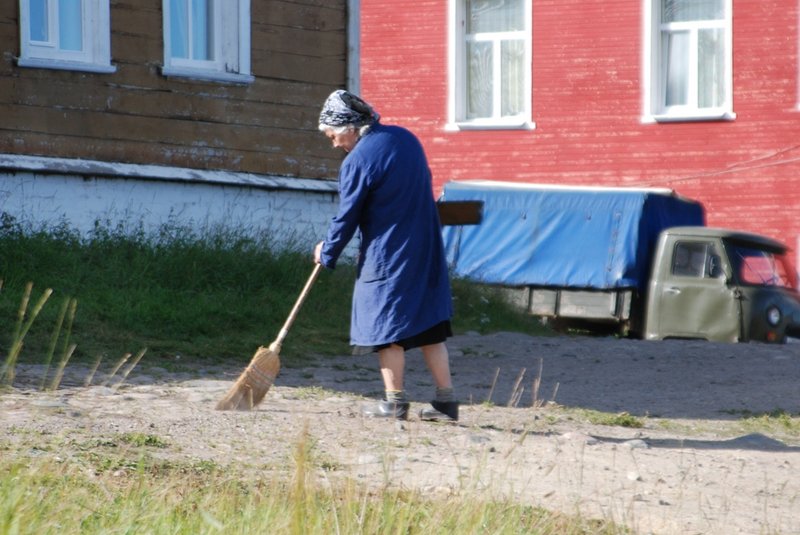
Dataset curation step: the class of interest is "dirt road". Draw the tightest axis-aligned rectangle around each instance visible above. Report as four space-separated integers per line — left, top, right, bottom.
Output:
3 332 800 534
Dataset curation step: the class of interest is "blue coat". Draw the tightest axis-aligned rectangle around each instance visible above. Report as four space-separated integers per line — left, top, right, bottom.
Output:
319 123 453 346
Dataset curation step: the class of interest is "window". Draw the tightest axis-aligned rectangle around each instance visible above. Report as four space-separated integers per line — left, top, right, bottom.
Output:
162 0 253 83
448 0 533 130
727 244 793 288
644 0 733 122
18 0 115 73
671 241 719 278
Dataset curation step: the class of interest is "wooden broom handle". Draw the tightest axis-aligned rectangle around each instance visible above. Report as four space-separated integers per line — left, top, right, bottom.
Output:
272 263 323 348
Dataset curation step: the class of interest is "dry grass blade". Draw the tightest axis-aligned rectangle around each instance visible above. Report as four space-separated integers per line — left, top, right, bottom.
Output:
48 343 77 391
84 354 104 387
2 284 53 385
40 297 70 391
103 353 131 386
12 282 33 342
531 358 544 409
113 348 147 390
44 298 77 391
486 367 500 404
508 367 526 407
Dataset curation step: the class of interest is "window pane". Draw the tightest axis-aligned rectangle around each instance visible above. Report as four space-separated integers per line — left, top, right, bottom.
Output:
467 0 524 34
170 0 189 58
30 0 49 42
58 0 83 51
672 242 713 277
501 39 524 116
664 31 689 106
698 28 724 108
467 41 492 119
662 0 723 23
191 0 212 60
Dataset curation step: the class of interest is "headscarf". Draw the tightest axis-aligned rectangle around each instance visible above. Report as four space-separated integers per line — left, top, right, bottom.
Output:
319 90 380 128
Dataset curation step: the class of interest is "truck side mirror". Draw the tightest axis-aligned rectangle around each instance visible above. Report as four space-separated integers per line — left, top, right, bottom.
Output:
709 254 724 278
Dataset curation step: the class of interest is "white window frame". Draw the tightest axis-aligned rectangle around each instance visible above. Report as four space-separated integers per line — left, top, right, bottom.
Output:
17 0 115 73
642 0 734 123
447 0 534 131
162 0 253 84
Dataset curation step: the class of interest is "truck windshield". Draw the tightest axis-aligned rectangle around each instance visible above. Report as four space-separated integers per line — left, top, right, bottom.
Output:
727 244 793 288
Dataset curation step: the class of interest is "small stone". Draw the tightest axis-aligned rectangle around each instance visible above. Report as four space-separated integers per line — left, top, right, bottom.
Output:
627 471 642 481
624 439 649 449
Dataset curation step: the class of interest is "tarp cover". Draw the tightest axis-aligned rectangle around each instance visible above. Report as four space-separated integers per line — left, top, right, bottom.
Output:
440 180 705 289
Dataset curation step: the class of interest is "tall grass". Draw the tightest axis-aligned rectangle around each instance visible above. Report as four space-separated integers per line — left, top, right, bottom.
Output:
0 215 548 366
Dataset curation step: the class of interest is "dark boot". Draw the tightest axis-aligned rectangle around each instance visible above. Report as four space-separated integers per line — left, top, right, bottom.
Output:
361 400 410 420
419 400 459 422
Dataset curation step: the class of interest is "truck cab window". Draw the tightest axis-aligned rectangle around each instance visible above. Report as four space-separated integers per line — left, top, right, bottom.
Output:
672 241 715 278
727 244 792 288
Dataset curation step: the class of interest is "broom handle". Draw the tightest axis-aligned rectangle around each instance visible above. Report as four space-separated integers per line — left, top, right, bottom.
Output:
273 263 323 348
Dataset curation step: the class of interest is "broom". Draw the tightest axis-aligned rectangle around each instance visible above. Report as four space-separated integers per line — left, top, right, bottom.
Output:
216 263 323 410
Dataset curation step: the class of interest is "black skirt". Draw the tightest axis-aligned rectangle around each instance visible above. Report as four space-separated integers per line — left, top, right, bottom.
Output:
352 320 453 355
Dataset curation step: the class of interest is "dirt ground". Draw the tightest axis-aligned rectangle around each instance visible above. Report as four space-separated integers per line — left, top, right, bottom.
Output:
3 332 800 534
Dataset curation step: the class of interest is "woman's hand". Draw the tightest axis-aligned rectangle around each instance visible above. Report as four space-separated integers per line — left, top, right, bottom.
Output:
313 241 324 264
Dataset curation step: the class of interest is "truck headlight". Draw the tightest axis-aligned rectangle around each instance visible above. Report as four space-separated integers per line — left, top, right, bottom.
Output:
766 306 782 326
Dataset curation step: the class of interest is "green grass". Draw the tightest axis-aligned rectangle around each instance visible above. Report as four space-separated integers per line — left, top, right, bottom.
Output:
721 408 800 438
0 216 549 369
562 408 646 429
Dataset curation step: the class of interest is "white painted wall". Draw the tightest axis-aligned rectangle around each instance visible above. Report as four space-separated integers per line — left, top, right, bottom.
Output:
0 155 349 256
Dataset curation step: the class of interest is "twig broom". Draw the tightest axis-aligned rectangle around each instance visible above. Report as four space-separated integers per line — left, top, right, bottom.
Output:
216 264 323 411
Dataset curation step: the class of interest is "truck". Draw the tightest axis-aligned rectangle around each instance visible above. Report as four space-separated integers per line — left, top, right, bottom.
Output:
439 180 800 343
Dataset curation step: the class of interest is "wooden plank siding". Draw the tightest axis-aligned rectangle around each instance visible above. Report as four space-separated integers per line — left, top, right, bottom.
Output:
360 0 800 268
0 0 347 180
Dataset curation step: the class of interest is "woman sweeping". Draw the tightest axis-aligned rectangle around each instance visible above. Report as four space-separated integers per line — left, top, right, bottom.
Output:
313 90 458 422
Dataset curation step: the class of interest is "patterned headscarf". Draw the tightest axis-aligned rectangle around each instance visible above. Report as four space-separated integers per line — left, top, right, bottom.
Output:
319 90 380 128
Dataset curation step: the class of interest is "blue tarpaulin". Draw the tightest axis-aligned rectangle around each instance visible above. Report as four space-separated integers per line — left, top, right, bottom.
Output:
440 180 705 290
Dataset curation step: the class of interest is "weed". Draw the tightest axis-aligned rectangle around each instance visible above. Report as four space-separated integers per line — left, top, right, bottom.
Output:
119 433 169 448
579 409 645 428
728 408 800 437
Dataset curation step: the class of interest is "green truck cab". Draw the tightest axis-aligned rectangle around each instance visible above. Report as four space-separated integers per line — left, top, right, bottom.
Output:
644 227 800 343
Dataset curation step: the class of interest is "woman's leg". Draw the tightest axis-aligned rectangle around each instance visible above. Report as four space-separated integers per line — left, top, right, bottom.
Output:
378 344 405 392
362 344 409 419
420 342 458 421
421 342 452 389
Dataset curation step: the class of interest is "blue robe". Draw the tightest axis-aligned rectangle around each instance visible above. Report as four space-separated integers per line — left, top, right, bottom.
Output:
319 123 453 346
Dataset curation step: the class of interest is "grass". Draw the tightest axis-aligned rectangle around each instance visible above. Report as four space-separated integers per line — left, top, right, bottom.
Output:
579 410 645 429
0 216 549 370
721 408 800 438
0 430 627 535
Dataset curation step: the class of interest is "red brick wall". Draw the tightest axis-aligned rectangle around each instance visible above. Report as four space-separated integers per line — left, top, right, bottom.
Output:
361 0 800 269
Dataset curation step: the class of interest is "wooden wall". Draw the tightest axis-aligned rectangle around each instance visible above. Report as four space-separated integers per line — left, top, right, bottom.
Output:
0 0 346 180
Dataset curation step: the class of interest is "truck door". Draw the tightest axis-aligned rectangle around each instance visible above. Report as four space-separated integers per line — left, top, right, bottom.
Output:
651 240 741 342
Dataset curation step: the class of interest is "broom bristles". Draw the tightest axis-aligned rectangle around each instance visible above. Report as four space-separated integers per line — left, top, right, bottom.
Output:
216 345 280 411
216 264 321 411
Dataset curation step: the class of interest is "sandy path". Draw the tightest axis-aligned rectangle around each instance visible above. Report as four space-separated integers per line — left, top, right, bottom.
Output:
3 332 800 534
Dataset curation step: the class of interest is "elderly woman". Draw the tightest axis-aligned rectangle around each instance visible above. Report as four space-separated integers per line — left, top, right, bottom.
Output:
313 90 458 422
